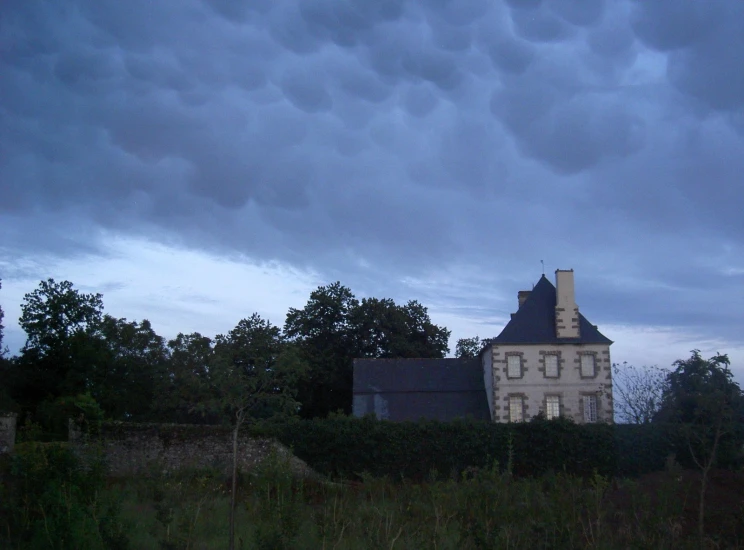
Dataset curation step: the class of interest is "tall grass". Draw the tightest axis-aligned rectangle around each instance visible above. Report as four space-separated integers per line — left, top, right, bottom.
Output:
106 452 739 550
4 445 740 549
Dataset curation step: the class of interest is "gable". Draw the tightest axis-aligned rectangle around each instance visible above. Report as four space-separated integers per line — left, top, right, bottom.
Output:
492 275 612 345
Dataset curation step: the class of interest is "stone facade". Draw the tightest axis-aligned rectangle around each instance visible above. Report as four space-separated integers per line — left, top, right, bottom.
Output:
0 413 17 454
485 269 613 424
485 343 612 423
69 421 316 478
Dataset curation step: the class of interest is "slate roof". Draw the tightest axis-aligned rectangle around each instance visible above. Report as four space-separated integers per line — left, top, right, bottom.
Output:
352 358 490 422
492 275 613 345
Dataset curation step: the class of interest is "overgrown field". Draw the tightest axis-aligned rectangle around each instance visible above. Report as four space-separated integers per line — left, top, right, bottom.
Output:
2 444 744 549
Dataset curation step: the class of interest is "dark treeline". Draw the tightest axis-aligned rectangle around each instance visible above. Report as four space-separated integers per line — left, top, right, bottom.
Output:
0 278 451 435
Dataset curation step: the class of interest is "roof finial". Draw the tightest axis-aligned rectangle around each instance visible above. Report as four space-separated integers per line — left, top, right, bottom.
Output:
541 259 544 276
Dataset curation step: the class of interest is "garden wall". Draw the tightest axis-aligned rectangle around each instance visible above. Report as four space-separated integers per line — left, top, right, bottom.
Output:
69 421 315 478
0 413 17 454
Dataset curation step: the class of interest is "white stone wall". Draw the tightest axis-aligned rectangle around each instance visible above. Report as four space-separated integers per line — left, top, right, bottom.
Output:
488 344 612 423
483 348 494 419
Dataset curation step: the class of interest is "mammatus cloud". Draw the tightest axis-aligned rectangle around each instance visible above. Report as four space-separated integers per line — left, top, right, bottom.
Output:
0 0 742 369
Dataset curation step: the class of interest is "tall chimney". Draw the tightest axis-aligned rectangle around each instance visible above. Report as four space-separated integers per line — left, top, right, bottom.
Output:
518 291 531 308
555 269 580 339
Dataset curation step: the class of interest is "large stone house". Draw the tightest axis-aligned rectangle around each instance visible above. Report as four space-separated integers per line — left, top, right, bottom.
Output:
353 269 613 424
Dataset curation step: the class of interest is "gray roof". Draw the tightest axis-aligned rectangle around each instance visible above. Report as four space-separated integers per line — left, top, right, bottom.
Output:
352 358 490 422
492 275 613 345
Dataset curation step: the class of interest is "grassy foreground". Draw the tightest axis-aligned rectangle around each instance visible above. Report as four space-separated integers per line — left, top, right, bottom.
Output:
2 444 743 549
111 452 743 550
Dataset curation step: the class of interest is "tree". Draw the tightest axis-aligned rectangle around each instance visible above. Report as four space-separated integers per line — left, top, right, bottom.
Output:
455 336 494 359
350 298 450 359
204 314 306 550
284 282 359 417
19 279 103 354
90 316 170 420
285 283 451 417
394 300 450 358
158 332 216 423
611 362 668 424
14 279 105 417
655 350 744 543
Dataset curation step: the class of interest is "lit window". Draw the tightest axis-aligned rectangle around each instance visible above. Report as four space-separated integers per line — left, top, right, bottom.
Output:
583 395 598 423
507 355 522 378
509 396 524 422
544 355 559 378
546 395 560 419
580 354 596 377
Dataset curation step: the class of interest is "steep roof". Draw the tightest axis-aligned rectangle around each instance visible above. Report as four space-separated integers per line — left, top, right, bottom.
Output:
492 275 613 345
352 358 490 421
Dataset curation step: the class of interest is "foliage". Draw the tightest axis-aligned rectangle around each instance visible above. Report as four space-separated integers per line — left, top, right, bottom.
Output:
284 282 450 418
191 313 307 550
454 336 493 359
13 279 106 423
96 464 744 548
36 392 105 440
19 279 104 355
91 316 170 421
284 282 361 418
653 350 744 542
257 415 619 481
612 362 669 424
158 332 217 424
0 442 130 549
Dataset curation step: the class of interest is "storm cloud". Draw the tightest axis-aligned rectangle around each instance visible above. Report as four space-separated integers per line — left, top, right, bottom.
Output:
1 0 743 363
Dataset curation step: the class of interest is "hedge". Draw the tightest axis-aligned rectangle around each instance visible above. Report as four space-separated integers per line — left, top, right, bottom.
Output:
252 416 743 481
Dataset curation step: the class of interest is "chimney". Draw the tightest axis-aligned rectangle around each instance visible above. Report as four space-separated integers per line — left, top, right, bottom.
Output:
518 291 531 308
555 269 580 339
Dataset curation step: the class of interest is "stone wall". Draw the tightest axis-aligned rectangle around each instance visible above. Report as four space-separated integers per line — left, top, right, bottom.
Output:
488 343 613 424
69 421 316 478
0 413 17 454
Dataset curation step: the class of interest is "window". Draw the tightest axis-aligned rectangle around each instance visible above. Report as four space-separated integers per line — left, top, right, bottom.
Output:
509 396 524 422
544 354 559 378
580 354 596 377
583 395 598 423
545 395 560 419
507 355 522 378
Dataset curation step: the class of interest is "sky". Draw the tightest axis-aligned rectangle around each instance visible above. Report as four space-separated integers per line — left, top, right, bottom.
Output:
1 0 743 379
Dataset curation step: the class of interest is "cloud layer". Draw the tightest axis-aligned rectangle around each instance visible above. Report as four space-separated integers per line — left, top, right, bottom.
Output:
1 0 743 356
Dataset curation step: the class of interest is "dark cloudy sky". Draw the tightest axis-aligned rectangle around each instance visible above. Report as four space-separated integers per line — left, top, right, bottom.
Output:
1 0 743 378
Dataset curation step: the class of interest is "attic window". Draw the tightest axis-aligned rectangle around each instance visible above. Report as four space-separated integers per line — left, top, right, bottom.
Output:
544 354 559 378
580 354 596 378
507 355 522 378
